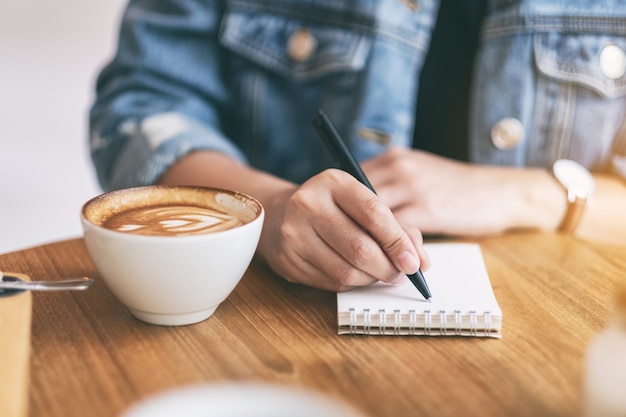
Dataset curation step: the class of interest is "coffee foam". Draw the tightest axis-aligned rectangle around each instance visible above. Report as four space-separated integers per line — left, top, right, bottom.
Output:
83 186 262 237
105 205 245 236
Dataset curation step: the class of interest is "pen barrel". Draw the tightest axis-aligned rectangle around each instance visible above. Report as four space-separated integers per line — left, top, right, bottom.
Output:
313 111 375 193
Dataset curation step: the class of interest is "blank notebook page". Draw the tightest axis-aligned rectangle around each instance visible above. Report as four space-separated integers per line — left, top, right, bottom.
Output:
337 243 503 337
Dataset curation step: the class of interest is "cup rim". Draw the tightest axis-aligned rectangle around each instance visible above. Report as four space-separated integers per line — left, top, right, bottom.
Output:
81 185 264 239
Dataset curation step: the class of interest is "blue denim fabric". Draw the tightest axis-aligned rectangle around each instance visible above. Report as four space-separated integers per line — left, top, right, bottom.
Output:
471 0 626 178
90 0 626 191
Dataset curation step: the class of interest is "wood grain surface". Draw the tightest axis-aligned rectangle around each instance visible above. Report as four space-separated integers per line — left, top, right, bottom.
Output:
0 232 624 417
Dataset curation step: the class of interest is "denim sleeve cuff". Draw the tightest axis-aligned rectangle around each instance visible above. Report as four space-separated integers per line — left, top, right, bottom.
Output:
107 112 248 191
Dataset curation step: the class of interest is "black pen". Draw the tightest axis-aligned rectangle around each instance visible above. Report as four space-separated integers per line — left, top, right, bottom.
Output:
312 109 432 301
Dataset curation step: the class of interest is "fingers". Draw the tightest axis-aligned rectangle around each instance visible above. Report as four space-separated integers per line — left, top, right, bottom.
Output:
330 175 424 277
403 225 431 272
315 209 406 285
280 243 381 292
258 181 383 291
361 147 417 211
288 174 402 285
258 169 427 291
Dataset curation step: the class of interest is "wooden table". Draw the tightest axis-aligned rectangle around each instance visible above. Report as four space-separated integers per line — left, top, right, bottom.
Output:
1 232 625 417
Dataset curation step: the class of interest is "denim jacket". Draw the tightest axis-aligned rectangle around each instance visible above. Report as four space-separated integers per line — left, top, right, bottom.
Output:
90 0 626 191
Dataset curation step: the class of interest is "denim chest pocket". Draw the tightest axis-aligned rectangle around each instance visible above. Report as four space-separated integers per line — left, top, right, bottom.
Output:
219 9 372 81
530 32 626 167
535 32 626 98
471 28 626 169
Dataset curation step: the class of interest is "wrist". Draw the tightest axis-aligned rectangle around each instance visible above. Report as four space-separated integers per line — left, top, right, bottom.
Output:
509 168 568 232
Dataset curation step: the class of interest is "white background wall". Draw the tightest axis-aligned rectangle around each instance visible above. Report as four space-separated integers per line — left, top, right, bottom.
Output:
0 0 127 253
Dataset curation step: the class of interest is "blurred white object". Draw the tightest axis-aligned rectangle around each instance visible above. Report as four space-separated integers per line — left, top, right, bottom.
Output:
584 282 626 417
122 382 367 417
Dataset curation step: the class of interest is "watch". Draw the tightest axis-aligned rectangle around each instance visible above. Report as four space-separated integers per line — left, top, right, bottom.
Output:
552 159 595 233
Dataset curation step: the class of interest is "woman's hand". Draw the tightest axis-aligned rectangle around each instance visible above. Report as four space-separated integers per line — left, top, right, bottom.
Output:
363 147 565 237
257 168 430 291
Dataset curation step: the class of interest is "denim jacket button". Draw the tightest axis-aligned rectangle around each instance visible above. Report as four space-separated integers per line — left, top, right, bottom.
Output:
599 44 626 80
358 127 392 145
490 117 525 150
287 28 317 62
398 0 420 11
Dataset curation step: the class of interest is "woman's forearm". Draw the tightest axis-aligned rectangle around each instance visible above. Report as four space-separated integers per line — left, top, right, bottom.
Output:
158 150 295 210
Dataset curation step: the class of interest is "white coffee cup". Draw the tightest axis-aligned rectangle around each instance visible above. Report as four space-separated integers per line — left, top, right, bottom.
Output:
81 185 264 326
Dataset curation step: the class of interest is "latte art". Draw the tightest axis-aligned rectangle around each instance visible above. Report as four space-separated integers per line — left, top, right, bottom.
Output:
104 205 245 236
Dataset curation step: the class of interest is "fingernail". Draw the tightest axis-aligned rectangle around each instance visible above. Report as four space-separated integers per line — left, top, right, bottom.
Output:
397 251 419 275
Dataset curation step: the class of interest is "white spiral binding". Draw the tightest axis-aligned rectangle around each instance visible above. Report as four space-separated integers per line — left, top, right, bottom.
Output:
469 310 477 336
439 310 447 336
378 309 386 336
346 308 494 336
470 310 478 336
484 311 492 335
408 309 417 335
393 309 401 336
349 308 356 335
363 308 371 335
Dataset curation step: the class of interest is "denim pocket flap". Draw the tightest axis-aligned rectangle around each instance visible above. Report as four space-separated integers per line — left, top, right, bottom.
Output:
535 32 626 98
220 10 371 81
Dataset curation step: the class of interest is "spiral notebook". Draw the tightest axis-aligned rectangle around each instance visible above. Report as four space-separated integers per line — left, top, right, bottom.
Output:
337 243 502 338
